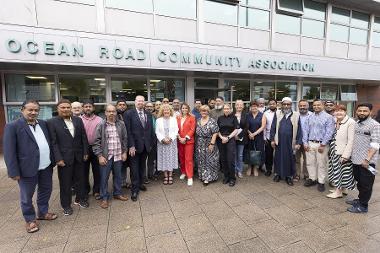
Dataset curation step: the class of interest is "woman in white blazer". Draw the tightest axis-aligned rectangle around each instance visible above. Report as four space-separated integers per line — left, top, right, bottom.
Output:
155 104 179 185
327 104 356 199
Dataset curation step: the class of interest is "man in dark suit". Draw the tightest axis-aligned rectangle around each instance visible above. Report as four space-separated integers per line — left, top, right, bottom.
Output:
124 95 154 201
47 99 89 215
4 100 57 233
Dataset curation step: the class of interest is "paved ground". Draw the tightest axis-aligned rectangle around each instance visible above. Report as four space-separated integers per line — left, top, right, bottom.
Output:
1 158 380 253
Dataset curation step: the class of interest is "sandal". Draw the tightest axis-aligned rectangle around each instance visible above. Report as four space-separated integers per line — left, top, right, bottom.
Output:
37 212 58 221
26 220 39 233
294 175 300 182
163 177 168 185
168 176 173 185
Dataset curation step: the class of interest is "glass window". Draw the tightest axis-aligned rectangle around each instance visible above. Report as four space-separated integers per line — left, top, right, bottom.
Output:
59 75 106 103
321 84 339 100
277 0 303 13
245 0 270 9
331 7 350 24
194 79 219 105
276 14 300 35
155 0 196 19
224 80 250 102
302 83 320 100
5 74 55 102
7 105 56 122
372 32 380 47
252 81 275 100
340 85 357 101
111 77 148 102
351 11 369 29
330 24 349 42
302 19 324 38
275 82 297 101
303 0 325 20
373 17 380 31
149 78 185 102
204 0 238 25
105 0 153 12
349 28 367 45
240 7 270 30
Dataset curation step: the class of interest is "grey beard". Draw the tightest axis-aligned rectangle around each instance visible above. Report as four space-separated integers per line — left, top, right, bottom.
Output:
282 109 292 115
215 105 223 110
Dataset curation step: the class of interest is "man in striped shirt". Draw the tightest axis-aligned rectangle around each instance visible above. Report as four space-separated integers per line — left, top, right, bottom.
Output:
347 103 380 213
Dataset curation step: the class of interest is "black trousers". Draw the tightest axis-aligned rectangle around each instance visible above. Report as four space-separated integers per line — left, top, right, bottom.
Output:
353 164 376 208
130 149 148 194
83 147 100 195
58 160 86 209
220 138 236 181
264 140 274 173
146 143 157 178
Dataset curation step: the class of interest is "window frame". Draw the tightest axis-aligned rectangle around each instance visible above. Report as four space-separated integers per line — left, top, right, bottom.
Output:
239 0 271 31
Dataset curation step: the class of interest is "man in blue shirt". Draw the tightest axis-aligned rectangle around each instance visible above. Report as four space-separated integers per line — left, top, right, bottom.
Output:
4 100 57 233
302 99 335 192
192 99 202 120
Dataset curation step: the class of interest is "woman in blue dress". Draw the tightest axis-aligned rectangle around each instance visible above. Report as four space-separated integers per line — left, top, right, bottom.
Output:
246 100 266 176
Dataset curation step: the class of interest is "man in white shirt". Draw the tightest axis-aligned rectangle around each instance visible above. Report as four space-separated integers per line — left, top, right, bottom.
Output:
263 98 277 176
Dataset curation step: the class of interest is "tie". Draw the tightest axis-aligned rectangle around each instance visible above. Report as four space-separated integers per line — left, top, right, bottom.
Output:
139 111 146 128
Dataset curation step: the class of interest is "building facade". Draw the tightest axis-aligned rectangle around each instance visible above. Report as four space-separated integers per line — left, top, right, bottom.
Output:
1 0 380 132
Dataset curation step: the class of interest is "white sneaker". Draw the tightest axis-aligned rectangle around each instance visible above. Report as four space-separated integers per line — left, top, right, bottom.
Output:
180 174 186 180
238 172 243 178
187 178 193 186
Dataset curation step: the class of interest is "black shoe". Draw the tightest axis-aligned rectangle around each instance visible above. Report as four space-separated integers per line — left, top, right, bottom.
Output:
345 199 359 206
265 171 272 177
144 179 150 184
131 192 138 202
317 183 325 192
223 178 230 184
79 200 89 208
347 205 368 213
304 179 317 187
74 198 80 205
229 180 236 187
286 177 294 186
139 185 147 191
63 207 73 216
273 175 280 182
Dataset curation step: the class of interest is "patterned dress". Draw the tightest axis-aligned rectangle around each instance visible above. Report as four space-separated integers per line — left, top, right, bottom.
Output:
327 130 356 190
157 118 178 172
195 118 220 182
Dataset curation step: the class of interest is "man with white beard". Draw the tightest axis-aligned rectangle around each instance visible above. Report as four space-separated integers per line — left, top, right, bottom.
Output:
210 96 225 121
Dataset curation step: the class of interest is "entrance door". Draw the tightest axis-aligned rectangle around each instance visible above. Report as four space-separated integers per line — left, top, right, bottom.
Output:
194 79 219 105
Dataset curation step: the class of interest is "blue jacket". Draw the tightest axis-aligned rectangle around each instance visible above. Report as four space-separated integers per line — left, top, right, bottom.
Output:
3 118 54 178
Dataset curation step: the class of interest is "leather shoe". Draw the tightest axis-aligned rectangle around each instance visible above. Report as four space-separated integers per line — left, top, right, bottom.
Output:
347 205 368 213
223 178 230 184
273 175 280 182
317 183 325 192
131 192 138 202
304 179 317 187
139 185 147 191
345 199 359 206
100 200 108 209
286 177 294 186
229 180 236 187
114 195 128 201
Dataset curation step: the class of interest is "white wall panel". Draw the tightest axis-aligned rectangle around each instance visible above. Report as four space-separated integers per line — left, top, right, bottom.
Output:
204 23 237 46
328 41 348 58
301 37 324 56
0 0 37 26
239 28 270 50
273 33 300 53
349 44 367 61
155 16 196 42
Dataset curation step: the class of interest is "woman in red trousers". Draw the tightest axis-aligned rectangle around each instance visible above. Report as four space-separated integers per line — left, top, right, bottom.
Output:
177 103 196 186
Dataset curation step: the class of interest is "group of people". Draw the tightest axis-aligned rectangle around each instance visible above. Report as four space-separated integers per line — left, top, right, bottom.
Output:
3 94 380 234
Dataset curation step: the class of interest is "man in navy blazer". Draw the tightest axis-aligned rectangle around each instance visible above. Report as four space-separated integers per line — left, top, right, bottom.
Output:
124 95 154 201
47 99 89 216
3 100 57 233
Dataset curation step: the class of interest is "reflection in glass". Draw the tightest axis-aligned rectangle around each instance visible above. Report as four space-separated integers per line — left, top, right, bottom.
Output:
302 19 325 38
276 14 300 35
303 0 326 20
111 77 147 102
150 78 185 102
321 84 339 101
372 32 380 47
204 0 237 25
302 83 320 100
351 11 369 29
7 105 56 122
224 80 250 102
252 82 275 100
5 74 55 102
245 0 270 9
374 17 380 31
277 0 303 13
155 0 196 19
60 76 106 103
349 28 368 45
105 0 153 12
340 85 357 101
330 24 349 42
275 82 297 101
331 7 350 24
194 79 219 105
240 7 270 30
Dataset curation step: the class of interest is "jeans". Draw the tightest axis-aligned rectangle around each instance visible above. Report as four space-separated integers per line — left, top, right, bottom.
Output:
99 157 122 200
234 144 245 173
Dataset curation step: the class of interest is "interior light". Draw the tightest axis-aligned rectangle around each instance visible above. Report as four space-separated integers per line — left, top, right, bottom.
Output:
26 76 47 80
94 78 106 81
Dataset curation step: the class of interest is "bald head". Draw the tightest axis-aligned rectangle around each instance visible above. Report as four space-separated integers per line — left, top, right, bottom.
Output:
71 101 83 116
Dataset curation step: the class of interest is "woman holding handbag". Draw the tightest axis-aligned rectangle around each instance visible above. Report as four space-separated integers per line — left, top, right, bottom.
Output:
246 100 266 176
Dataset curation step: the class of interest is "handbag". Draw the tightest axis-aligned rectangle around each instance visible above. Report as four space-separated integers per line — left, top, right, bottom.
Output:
244 143 261 166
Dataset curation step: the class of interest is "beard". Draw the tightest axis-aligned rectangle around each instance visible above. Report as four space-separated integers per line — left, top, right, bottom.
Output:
299 108 308 114
215 105 223 110
270 107 276 112
84 111 94 117
358 115 369 122
117 109 125 114
282 108 292 115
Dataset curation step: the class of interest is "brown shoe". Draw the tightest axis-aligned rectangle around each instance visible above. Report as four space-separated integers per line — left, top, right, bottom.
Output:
26 220 39 233
100 200 108 209
114 195 128 201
